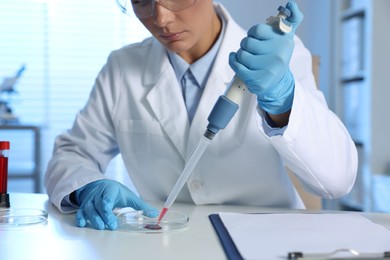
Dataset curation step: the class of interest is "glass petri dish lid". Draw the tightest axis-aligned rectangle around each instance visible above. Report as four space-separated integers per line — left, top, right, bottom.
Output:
116 209 189 233
0 208 48 228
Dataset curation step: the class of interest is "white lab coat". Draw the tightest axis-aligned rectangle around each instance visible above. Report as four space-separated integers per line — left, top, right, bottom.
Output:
45 3 357 212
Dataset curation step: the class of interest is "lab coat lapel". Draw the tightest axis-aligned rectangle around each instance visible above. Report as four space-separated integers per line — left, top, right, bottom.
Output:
144 40 189 159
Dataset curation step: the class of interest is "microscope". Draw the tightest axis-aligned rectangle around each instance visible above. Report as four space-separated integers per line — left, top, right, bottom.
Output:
0 65 26 124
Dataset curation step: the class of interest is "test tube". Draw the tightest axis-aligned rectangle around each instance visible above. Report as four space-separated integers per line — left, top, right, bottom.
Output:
0 141 10 208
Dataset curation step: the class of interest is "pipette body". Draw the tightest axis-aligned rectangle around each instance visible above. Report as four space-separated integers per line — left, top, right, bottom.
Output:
158 5 293 223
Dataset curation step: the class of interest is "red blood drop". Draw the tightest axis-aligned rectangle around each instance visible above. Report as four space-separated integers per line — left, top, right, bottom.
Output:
144 224 162 230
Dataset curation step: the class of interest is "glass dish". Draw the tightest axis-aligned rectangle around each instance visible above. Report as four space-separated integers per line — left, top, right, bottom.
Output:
116 209 189 233
0 208 48 228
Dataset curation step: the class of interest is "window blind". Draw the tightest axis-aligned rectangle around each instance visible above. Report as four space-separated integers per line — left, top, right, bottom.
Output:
0 0 150 192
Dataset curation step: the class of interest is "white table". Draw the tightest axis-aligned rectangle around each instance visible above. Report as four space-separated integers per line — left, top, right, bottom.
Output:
1 193 390 260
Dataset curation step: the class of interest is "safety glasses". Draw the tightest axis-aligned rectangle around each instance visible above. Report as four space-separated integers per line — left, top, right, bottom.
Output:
116 0 198 18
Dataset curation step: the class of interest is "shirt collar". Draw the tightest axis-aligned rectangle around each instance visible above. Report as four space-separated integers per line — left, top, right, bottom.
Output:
168 17 226 89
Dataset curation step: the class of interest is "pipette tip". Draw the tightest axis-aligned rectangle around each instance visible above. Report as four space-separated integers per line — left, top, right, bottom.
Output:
157 207 169 224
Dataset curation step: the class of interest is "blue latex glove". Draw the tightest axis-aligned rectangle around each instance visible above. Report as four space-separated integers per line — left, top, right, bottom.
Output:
74 179 157 230
229 1 304 114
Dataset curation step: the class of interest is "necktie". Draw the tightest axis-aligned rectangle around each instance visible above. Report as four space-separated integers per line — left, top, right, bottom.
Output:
181 69 201 123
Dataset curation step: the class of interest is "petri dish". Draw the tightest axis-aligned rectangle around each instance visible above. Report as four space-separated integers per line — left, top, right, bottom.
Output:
116 209 189 233
0 208 48 229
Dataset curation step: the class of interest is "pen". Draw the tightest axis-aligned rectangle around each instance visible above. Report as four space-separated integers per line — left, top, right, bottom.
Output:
288 249 390 260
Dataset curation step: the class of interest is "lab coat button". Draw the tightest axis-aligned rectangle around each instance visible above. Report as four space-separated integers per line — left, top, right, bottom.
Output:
190 181 202 192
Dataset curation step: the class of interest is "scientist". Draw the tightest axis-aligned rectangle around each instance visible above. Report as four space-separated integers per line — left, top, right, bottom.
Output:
45 0 358 230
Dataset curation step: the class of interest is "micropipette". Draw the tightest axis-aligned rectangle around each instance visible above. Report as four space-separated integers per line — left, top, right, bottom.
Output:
157 4 293 223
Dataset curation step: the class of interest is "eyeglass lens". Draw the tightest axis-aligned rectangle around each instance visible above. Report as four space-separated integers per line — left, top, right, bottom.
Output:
132 0 197 18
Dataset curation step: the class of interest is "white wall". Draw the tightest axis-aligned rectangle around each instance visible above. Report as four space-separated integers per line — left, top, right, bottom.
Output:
218 0 287 30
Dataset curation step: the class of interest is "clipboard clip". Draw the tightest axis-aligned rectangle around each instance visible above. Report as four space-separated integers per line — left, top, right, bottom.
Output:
288 248 390 259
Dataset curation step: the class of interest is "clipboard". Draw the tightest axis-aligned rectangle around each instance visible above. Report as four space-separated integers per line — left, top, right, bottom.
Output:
209 214 243 260
209 213 390 260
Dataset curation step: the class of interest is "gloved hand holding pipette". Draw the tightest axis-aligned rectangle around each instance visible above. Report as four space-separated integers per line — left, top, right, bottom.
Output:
229 1 303 115
204 2 301 138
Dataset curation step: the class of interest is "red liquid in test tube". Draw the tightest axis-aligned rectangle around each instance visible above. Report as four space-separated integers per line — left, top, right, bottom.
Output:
0 141 10 208
0 155 8 193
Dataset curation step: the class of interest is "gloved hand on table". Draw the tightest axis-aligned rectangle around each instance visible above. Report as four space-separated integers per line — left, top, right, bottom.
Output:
229 1 304 115
74 179 157 230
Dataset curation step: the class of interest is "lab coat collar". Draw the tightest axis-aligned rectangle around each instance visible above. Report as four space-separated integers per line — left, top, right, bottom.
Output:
142 39 169 86
212 3 241 85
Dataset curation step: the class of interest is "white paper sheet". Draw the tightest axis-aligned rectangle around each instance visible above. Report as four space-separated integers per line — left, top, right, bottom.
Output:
219 212 390 260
